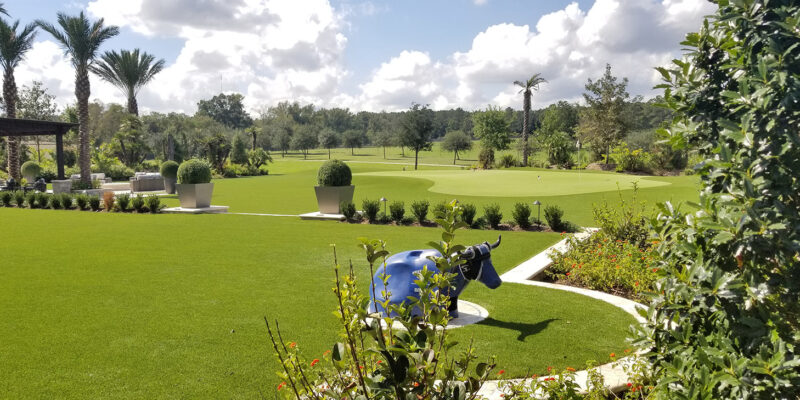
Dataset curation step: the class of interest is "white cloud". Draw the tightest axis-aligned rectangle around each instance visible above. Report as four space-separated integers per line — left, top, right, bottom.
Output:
16 0 716 114
474 0 489 5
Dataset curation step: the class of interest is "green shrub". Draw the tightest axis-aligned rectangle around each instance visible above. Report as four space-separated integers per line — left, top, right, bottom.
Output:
361 199 380 223
483 203 502 229
12 191 24 207
461 203 477 226
49 194 63 209
89 195 101 211
389 201 405 223
431 201 448 219
160 160 179 179
116 193 130 212
611 142 650 173
75 194 89 211
478 148 494 169
131 195 145 213
496 154 518 168
106 164 135 181
512 202 532 229
340 201 356 221
410 200 429 224
177 159 212 184
21 161 41 179
60 193 73 209
146 195 161 213
0 191 12 207
544 205 564 231
25 192 37 209
36 193 49 209
316 159 352 186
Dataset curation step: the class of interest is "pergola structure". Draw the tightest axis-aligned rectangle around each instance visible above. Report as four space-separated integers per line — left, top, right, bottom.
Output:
0 117 79 180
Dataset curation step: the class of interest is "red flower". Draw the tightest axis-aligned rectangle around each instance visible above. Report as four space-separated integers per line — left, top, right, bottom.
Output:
498 369 505 375
310 358 320 367
566 367 575 372
634 281 639 286
277 382 286 391
652 268 658 272
377 360 383 364
565 272 571 276
544 377 556 381
546 366 553 372
289 342 296 348
531 374 538 378
413 382 420 387
627 382 633 387
610 352 616 358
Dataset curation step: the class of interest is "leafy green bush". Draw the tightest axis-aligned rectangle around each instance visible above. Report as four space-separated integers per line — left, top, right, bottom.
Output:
316 159 352 186
593 185 650 247
461 203 477 226
160 160 179 179
410 200 429 224
146 195 161 213
611 142 650 173
36 193 49 209
267 201 497 399
49 194 63 209
388 201 405 223
512 202 532 229
0 191 12 207
116 193 131 212
361 199 380 223
21 161 41 179
478 147 495 169
89 195 101 211
247 148 272 168
177 159 212 184
106 164 135 181
483 203 502 229
340 201 356 221
75 194 89 211
60 193 73 210
25 192 37 209
496 154 518 168
544 205 564 231
131 195 145 213
431 201 448 219
12 191 24 207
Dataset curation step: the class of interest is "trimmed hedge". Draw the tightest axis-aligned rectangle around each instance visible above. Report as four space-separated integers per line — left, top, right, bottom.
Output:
317 160 352 187
177 159 212 184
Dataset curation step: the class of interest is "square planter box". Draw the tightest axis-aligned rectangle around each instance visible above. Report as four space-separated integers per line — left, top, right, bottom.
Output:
52 179 72 194
177 183 214 208
164 177 177 194
314 185 354 214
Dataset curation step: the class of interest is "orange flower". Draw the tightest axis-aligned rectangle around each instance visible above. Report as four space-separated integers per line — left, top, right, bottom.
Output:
610 352 616 358
413 382 420 387
565 367 575 372
531 374 538 378
323 350 331 356
565 272 571 276
310 358 320 367
277 382 286 391
498 369 505 375
546 366 553 372
544 377 555 381
289 342 296 348
624 348 631 354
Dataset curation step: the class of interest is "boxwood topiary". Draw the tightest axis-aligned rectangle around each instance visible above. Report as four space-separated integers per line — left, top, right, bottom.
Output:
317 160 352 187
177 159 212 184
21 161 41 178
160 160 179 179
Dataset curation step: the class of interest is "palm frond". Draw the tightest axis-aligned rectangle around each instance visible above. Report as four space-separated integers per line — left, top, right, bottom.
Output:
0 19 37 70
0 3 7 17
36 11 118 69
90 48 165 98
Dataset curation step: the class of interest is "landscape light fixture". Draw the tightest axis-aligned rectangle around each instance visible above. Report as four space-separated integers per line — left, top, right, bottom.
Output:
533 200 542 226
380 197 388 215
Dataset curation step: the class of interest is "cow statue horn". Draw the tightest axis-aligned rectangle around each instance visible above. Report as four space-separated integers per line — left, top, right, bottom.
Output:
490 235 501 249
461 247 476 259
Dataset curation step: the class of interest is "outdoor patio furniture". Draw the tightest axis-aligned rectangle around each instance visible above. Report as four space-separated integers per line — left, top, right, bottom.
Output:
70 173 112 184
130 172 164 192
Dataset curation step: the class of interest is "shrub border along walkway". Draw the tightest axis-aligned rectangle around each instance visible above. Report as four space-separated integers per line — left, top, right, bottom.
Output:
477 229 646 399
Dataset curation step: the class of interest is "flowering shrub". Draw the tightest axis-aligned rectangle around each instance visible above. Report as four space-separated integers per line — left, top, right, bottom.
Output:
548 236 659 300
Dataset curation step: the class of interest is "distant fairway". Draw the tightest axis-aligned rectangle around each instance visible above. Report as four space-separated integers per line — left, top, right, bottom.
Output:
357 169 670 197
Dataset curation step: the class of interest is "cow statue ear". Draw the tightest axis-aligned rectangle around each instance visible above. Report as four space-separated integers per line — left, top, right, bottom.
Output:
461 247 476 259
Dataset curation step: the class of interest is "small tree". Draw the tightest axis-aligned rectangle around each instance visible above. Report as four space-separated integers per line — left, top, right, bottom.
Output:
577 64 629 163
230 133 249 164
200 132 230 172
342 129 366 156
472 106 510 168
369 130 394 159
441 130 472 164
110 115 149 167
317 128 340 159
290 125 317 159
399 103 434 170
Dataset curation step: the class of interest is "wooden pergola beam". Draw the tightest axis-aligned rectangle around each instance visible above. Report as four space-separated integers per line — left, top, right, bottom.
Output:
0 118 79 180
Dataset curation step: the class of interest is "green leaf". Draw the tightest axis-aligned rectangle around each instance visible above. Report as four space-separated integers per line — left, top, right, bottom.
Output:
332 342 345 362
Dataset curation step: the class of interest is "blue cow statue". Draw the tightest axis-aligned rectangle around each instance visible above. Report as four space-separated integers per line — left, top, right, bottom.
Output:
368 236 502 318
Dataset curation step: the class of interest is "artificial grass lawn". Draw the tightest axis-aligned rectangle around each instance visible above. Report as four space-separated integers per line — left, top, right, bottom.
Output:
161 160 700 227
1 208 636 399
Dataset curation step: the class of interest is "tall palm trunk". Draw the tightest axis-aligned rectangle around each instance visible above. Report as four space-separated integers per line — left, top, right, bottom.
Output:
76 67 91 184
3 68 19 180
126 90 138 116
521 89 531 166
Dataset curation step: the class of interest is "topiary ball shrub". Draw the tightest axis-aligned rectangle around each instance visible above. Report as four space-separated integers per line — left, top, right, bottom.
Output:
21 161 42 179
177 159 212 184
160 160 179 179
317 160 352 187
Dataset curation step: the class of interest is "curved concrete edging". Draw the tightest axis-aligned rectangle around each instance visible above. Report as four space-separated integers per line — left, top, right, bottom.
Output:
476 230 648 399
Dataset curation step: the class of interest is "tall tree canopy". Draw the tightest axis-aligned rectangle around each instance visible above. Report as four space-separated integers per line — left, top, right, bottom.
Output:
441 130 472 164
576 63 629 163
472 106 511 151
514 73 546 166
196 93 253 130
399 103 434 170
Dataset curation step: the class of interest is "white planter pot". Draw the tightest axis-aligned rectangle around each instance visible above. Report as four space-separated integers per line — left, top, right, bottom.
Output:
314 185 355 214
52 179 72 194
177 183 214 208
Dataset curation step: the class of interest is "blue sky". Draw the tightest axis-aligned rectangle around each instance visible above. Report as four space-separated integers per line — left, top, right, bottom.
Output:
7 0 714 113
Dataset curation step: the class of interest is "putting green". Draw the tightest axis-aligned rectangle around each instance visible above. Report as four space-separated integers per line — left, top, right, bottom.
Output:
356 169 670 197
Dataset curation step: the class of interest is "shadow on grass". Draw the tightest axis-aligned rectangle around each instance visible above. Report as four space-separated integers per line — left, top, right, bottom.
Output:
477 317 558 342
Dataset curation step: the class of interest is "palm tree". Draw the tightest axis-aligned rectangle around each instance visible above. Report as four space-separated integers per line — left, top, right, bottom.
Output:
90 49 164 116
0 19 36 181
36 12 118 184
514 73 546 166
0 4 8 17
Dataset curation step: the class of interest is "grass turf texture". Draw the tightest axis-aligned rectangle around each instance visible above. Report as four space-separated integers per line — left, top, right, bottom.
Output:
160 160 699 227
1 209 635 398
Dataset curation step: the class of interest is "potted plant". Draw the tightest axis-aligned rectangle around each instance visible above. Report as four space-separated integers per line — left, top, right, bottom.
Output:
160 160 179 194
176 159 213 208
21 161 41 183
315 160 354 214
